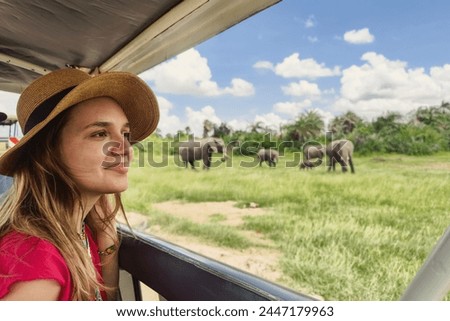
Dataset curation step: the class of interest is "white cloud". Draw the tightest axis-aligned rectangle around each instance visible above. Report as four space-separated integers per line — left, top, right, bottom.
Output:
304 15 316 28
274 100 313 117
152 97 226 137
253 60 274 71
268 105 334 133
254 113 289 132
274 53 341 79
227 114 290 134
311 108 335 131
139 48 254 97
333 97 413 121
227 119 250 132
185 105 222 137
343 28 375 44
282 80 321 98
307 36 318 43
224 78 255 96
154 96 182 136
430 64 450 83
332 52 450 120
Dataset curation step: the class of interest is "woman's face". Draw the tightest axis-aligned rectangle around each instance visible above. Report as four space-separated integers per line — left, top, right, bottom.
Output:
59 97 133 198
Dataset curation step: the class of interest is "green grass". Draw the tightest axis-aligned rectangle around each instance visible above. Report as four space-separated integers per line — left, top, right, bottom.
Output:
143 207 252 249
122 150 450 300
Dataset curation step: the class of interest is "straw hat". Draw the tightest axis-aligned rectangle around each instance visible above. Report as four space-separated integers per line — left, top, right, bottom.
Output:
0 68 159 176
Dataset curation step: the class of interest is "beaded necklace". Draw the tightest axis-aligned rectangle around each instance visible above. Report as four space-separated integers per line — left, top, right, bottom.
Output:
79 222 103 301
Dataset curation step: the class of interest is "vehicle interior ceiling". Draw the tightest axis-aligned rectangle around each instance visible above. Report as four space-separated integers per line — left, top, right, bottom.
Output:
0 0 281 93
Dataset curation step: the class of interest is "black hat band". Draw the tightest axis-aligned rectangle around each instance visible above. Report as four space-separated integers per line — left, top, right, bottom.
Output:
23 86 75 134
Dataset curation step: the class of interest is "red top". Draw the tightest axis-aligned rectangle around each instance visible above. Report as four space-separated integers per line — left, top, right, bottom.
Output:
0 226 105 300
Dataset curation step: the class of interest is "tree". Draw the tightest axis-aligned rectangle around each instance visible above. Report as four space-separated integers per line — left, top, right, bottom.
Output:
372 112 403 133
283 110 324 146
329 111 363 137
213 122 232 137
413 101 450 150
203 119 214 138
247 121 265 133
414 101 450 131
153 128 162 137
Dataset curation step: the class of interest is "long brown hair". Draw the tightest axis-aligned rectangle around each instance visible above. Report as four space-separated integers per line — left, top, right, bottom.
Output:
0 110 123 300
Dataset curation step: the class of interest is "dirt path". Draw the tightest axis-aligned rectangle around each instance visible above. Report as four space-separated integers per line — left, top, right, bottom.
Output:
124 201 284 283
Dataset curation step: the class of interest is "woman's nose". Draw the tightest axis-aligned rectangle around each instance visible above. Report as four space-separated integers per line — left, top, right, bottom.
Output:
106 134 131 156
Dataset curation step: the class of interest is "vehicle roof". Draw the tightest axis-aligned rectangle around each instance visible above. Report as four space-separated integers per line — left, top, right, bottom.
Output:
0 0 280 93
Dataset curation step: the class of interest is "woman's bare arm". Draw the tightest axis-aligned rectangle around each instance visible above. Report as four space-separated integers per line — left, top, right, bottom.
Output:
96 222 119 300
1 279 60 301
87 197 120 300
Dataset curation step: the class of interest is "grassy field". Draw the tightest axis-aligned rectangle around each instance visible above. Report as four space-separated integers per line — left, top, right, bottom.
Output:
122 148 450 300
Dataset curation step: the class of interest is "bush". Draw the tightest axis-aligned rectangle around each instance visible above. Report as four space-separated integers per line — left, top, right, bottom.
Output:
384 125 443 155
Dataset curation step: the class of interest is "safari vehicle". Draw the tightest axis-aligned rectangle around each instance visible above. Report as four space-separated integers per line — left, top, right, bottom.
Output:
0 0 449 301
0 115 18 150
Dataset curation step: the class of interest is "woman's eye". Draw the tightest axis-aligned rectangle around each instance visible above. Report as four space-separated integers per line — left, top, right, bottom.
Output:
124 132 131 141
92 131 107 138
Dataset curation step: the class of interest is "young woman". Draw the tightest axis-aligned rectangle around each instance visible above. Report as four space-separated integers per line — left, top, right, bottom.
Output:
0 68 159 300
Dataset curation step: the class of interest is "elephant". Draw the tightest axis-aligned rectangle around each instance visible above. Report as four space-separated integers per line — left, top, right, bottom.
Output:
179 137 227 170
326 139 355 173
300 144 325 170
257 148 279 167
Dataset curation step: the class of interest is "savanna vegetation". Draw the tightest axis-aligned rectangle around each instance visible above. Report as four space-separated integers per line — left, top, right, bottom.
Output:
156 101 450 157
122 102 450 300
123 136 450 300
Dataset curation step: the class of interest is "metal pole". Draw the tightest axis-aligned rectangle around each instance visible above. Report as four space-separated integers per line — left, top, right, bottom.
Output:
401 226 450 300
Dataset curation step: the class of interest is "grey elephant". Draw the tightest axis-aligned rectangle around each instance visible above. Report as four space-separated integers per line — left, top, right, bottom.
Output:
179 137 227 170
257 148 279 167
300 144 325 170
326 139 355 173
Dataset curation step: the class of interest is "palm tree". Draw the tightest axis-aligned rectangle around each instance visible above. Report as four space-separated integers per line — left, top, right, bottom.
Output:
415 101 450 131
372 112 403 133
284 110 324 144
203 119 214 138
329 111 363 136
213 122 232 137
247 121 265 133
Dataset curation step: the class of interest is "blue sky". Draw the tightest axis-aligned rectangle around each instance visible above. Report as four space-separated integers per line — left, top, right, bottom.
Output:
2 0 450 137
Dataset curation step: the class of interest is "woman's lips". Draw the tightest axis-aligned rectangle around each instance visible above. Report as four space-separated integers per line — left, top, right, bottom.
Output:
102 158 130 173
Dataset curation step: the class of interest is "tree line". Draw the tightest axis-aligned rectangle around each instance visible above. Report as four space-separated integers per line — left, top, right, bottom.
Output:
156 101 450 156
